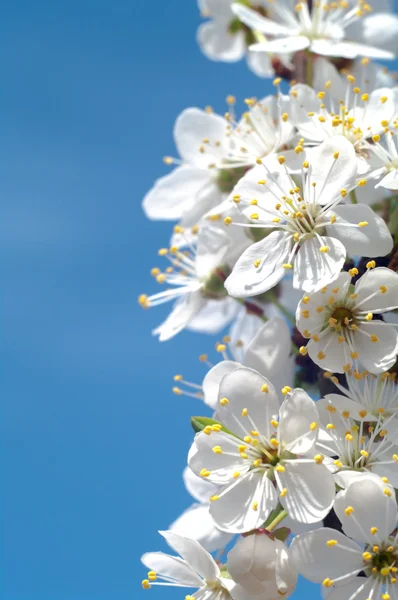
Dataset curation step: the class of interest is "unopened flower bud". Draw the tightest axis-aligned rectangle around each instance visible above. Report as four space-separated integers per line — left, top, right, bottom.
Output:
227 532 297 598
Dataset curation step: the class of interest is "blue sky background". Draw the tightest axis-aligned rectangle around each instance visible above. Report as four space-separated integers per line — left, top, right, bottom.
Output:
1 1 395 599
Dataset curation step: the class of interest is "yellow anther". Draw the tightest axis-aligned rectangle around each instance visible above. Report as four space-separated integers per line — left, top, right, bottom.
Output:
252 459 261 468
314 454 324 464
240 453 248 459
345 506 354 516
210 495 220 502
250 213 259 220
360 450 369 458
320 246 329 253
384 488 392 497
282 112 289 122
362 93 369 101
219 398 229 407
280 487 288 497
371 335 379 343
380 285 388 294
358 221 368 227
318 351 326 360
363 552 373 561
199 354 208 362
200 468 211 478
254 259 261 268
333 151 340 159
278 156 286 165
172 387 182 395
261 384 269 393
281 386 292 395
275 465 285 473
158 248 168 256
142 580 151 590
327 540 338 547
381 96 388 104
224 216 232 226
345 433 353 442
359 410 368 418
383 593 391 600
316 306 325 313
242 408 248 417
226 95 236 105
366 260 376 269
233 471 241 478
251 430 259 437
310 422 317 431
358 179 367 187
370 527 378 535
299 346 308 356
243 436 252 443
273 78 282 86
238 445 246 453
301 310 310 318
252 501 259 511
257 179 267 185
323 579 334 588
272 217 281 223
212 446 222 454
372 134 381 143
148 571 157 581
233 195 241 203
302 160 309 168
138 294 150 309
270 419 279 428
269 438 279 448
365 312 373 321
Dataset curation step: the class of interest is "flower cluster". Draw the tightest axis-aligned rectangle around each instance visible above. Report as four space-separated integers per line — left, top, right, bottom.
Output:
139 3 398 600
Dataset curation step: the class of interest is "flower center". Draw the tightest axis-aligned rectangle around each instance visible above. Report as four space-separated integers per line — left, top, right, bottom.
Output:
331 306 354 326
216 166 250 193
363 542 398 582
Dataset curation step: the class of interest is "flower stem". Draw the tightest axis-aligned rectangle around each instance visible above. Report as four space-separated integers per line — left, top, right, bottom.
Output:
305 51 313 86
267 292 295 326
350 190 358 204
267 509 288 532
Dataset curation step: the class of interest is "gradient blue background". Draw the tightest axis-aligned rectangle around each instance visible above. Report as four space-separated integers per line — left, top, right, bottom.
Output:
3 1 394 598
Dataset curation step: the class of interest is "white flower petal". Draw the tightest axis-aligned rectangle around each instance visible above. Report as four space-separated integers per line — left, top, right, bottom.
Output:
294 237 346 294
326 578 376 600
225 231 291 298
250 36 310 54
334 475 397 543
197 20 246 62
160 530 220 582
141 551 204 587
277 462 335 523
307 330 353 374
354 267 398 313
378 169 398 191
202 361 241 410
289 528 362 583
218 366 279 439
360 13 398 55
169 504 233 553
195 226 230 278
327 204 393 258
279 389 319 455
231 3 291 36
210 471 278 533
188 298 240 335
356 88 395 134
143 166 212 220
310 38 394 59
309 136 358 207
183 467 219 504
244 317 291 380
354 322 398 374
290 84 327 144
189 431 250 486
175 108 228 168
323 394 367 422
246 50 274 78
154 291 206 341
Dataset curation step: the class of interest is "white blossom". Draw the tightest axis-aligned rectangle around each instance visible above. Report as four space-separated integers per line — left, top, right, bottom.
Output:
224 136 392 296
138 226 239 341
188 367 335 533
232 0 397 60
290 475 398 600
141 530 233 598
314 395 398 489
296 267 398 374
197 0 275 78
